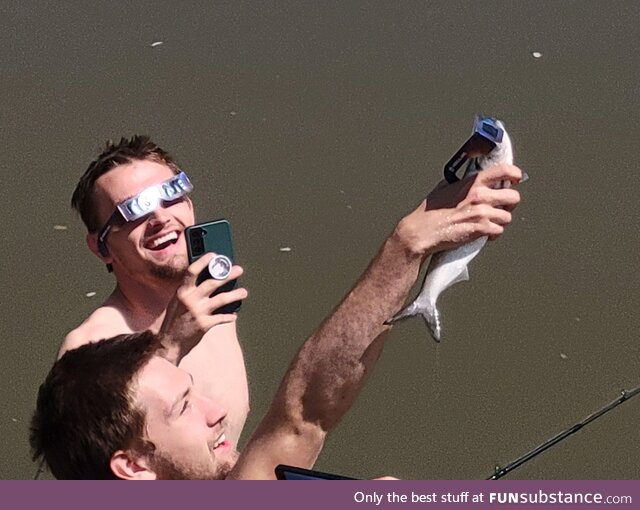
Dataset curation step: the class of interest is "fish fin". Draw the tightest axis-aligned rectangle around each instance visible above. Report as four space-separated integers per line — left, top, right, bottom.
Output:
449 266 470 287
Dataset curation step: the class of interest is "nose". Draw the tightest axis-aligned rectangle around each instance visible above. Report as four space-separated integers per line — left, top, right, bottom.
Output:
146 202 172 227
197 394 227 428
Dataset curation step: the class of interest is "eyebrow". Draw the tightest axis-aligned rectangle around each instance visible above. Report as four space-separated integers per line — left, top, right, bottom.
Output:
167 373 195 419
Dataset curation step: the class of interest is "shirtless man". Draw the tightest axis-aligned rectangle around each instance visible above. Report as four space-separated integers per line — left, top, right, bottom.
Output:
60 136 249 446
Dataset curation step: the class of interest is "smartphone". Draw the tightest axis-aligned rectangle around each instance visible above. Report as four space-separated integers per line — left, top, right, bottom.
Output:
185 219 242 314
275 464 357 480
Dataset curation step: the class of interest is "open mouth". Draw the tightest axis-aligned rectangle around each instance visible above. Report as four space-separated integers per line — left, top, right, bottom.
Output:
210 432 232 453
146 231 179 251
212 434 226 450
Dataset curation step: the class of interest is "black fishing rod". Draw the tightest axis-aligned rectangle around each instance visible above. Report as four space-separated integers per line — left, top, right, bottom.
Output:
488 384 640 480
34 458 46 480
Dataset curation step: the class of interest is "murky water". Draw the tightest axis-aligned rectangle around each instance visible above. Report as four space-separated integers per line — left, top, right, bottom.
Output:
2 1 639 479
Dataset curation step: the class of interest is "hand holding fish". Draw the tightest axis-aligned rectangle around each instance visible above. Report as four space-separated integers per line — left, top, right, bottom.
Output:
392 162 521 261
431 162 522 246
387 117 525 341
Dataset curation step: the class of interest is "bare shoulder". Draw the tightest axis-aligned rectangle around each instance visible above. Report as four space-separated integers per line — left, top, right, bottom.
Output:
59 306 132 359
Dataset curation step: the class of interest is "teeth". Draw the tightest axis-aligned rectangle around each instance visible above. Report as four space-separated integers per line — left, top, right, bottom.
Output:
150 231 178 248
213 434 226 449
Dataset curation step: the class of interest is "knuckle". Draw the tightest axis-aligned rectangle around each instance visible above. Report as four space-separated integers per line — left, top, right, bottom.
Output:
468 188 483 204
472 204 490 219
512 189 521 203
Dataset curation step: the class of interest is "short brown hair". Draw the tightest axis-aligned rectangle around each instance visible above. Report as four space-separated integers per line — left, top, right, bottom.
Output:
30 332 159 479
71 136 181 233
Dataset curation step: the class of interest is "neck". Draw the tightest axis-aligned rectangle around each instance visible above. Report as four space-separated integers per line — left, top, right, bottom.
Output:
108 277 178 331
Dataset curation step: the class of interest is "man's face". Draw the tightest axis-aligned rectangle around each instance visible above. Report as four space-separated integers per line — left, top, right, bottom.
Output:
92 160 195 282
133 357 237 480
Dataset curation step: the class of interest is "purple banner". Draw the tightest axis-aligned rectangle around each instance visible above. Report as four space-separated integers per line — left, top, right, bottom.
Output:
5 480 639 509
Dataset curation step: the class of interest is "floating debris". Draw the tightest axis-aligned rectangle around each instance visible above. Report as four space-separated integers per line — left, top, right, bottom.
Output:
11 418 17 422
560 353 568 360
532 51 543 59
229 111 237 116
151 41 163 48
339 190 345 194
85 292 97 298
346 205 352 209
574 317 581 322
279 247 292 252
53 225 68 231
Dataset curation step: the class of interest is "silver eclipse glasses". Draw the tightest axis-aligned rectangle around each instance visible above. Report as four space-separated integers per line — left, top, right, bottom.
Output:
97 171 193 256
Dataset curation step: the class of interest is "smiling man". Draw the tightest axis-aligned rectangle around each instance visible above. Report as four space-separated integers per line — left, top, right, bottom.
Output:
132 357 237 480
35 330 240 480
60 136 249 447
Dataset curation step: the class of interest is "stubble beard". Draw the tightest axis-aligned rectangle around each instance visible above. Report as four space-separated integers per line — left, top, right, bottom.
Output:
148 254 189 283
151 451 238 480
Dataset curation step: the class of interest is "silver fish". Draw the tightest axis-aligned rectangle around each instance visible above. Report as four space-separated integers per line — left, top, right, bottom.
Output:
386 116 515 342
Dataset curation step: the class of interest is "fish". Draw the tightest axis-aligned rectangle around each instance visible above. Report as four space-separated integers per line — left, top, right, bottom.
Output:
385 116 516 342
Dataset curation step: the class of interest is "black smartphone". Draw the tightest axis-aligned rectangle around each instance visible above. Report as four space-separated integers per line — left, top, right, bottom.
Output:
185 219 242 314
275 464 357 480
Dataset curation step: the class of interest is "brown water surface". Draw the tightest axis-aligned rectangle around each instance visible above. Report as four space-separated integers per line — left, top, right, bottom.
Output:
1 1 639 479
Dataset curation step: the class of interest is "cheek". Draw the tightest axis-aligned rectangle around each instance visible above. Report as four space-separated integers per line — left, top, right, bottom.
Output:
127 225 145 244
178 202 195 224
117 220 148 248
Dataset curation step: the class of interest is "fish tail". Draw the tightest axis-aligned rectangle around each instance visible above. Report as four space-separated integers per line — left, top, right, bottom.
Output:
385 302 442 342
384 301 420 325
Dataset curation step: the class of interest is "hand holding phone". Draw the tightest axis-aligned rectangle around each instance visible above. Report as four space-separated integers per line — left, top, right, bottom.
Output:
159 253 246 363
185 219 243 314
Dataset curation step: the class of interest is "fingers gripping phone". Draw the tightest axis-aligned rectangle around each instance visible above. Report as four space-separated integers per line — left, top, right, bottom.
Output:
185 219 242 314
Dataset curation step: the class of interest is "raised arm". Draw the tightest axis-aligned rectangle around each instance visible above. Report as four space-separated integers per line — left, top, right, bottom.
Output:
230 163 523 479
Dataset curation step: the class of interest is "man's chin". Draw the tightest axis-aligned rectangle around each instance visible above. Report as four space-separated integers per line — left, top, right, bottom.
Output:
151 454 234 480
148 258 188 282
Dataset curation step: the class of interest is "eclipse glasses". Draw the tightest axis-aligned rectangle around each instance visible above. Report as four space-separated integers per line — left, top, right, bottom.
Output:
443 116 504 184
97 171 193 257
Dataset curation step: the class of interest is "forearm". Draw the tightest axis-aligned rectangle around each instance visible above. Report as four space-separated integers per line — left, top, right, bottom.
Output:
285 230 423 429
273 226 425 432
155 332 185 365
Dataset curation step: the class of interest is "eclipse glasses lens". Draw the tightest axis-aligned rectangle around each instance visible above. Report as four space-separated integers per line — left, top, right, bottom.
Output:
116 171 193 222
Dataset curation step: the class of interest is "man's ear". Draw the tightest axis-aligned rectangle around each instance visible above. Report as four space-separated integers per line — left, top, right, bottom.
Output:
87 232 112 264
110 450 156 480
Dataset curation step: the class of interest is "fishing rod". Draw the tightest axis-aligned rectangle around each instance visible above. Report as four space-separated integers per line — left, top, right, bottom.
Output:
34 458 46 480
487 383 640 480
